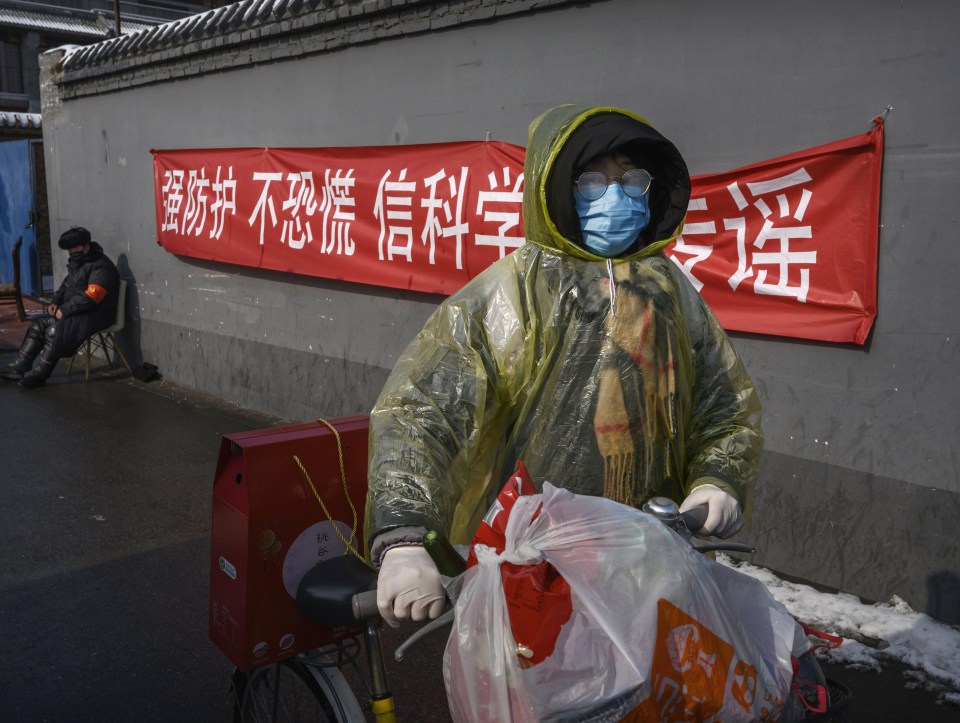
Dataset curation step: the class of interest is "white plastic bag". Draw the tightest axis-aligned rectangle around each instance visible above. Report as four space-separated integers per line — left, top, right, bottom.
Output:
443 483 808 722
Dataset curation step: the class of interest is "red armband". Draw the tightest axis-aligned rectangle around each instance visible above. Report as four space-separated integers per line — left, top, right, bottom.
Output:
85 284 109 303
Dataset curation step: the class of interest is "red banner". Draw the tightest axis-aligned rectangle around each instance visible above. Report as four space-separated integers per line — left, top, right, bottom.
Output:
153 124 882 344
152 142 526 296
666 123 883 344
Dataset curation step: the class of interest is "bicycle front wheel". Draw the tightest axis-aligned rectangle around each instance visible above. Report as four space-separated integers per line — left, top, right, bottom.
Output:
240 659 339 723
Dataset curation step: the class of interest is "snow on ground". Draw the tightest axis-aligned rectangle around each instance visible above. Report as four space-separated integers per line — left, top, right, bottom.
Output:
718 555 960 707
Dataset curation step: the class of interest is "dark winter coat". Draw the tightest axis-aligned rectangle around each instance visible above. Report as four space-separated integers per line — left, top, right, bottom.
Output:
50 242 120 355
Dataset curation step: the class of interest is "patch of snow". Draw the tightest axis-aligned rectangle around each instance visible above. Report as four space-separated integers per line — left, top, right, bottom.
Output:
718 554 960 706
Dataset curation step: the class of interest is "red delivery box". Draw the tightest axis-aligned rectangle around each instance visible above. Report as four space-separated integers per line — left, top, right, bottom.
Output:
209 415 370 670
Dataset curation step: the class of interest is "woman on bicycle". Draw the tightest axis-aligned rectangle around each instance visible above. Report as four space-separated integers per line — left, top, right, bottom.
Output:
365 104 763 627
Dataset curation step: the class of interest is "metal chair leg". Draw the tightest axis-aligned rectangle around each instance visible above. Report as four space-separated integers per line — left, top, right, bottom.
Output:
83 339 90 381
108 333 134 376
67 331 133 381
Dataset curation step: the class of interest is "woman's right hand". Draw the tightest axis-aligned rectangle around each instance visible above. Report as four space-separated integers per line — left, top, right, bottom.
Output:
376 546 445 628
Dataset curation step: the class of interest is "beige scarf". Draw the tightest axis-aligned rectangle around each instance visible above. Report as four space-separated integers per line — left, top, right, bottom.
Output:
594 263 677 508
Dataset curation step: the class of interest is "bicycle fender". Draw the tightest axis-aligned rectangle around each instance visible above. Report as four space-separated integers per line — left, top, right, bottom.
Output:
305 653 369 723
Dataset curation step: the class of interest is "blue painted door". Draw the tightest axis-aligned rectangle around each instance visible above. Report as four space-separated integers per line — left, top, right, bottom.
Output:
0 140 40 297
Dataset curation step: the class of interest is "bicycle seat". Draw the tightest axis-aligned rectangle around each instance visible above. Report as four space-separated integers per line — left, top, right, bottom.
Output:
296 554 377 627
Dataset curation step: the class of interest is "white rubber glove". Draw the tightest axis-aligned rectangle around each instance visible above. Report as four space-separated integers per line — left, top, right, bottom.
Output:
376 546 445 628
679 484 744 539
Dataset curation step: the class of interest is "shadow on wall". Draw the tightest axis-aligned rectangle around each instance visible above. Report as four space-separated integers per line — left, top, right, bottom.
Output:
115 254 143 369
115 253 160 383
927 571 960 626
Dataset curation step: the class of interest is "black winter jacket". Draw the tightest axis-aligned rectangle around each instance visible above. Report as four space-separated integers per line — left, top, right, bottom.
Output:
51 242 120 348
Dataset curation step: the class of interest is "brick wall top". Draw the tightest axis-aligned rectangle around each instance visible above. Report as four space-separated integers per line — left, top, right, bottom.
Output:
47 0 586 99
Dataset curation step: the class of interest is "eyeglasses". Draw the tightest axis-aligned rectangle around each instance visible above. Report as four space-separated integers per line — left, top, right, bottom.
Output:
574 169 653 201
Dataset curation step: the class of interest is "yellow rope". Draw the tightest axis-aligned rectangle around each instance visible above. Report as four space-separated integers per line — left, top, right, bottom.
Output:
293 418 374 569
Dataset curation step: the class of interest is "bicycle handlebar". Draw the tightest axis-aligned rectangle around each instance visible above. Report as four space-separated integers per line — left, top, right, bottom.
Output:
643 496 755 554
352 589 380 622
679 504 709 532
350 587 454 661
351 496 752 626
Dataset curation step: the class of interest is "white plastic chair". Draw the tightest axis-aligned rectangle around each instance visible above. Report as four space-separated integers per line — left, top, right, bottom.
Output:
67 279 134 381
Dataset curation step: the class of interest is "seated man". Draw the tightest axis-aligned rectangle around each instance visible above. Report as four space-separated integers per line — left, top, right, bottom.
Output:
1 227 120 389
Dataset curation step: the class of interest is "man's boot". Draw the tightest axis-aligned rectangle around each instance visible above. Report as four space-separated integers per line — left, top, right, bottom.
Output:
18 343 57 389
1 328 44 380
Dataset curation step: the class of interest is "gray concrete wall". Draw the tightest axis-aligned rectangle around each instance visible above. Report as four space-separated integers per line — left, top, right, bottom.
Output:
40 0 960 622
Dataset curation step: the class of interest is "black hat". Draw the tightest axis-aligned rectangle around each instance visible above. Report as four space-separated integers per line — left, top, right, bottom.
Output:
58 226 92 250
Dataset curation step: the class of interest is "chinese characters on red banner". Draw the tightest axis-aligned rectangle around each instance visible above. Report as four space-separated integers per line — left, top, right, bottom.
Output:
668 124 883 344
153 143 526 296
153 124 882 344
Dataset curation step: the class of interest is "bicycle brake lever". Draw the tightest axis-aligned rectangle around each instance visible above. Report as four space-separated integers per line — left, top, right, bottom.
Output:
689 539 756 554
394 608 455 661
674 519 697 546
392 574 462 661
678 515 754 553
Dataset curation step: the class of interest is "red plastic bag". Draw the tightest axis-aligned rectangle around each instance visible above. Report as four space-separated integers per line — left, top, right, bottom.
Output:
464 462 573 667
465 460 538 566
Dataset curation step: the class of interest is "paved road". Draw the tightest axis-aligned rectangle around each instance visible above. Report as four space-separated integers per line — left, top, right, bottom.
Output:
0 360 956 721
0 361 453 722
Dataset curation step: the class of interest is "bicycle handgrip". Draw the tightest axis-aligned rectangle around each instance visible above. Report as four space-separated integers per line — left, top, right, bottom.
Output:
352 589 380 621
680 504 709 533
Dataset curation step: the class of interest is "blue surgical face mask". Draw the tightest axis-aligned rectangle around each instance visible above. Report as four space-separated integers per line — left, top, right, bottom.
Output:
574 183 651 257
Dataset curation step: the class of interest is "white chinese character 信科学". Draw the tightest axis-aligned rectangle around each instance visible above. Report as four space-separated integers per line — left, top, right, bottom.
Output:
475 167 524 258
421 168 470 268
375 168 417 262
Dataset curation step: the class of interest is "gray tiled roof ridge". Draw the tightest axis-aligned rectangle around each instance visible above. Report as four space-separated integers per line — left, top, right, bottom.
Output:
54 0 434 74
0 111 42 129
46 0 582 95
0 4 155 37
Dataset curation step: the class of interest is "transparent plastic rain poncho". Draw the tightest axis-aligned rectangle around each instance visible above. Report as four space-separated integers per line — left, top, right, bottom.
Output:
366 105 763 550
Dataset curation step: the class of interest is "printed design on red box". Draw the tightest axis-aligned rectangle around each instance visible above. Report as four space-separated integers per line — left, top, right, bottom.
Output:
218 556 237 580
281 520 354 598
257 528 282 558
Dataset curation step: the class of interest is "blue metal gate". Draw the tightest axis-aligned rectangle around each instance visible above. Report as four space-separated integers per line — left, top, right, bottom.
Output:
0 139 40 298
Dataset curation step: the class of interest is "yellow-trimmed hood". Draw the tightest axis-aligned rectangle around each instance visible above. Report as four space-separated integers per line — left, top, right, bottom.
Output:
522 104 691 261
